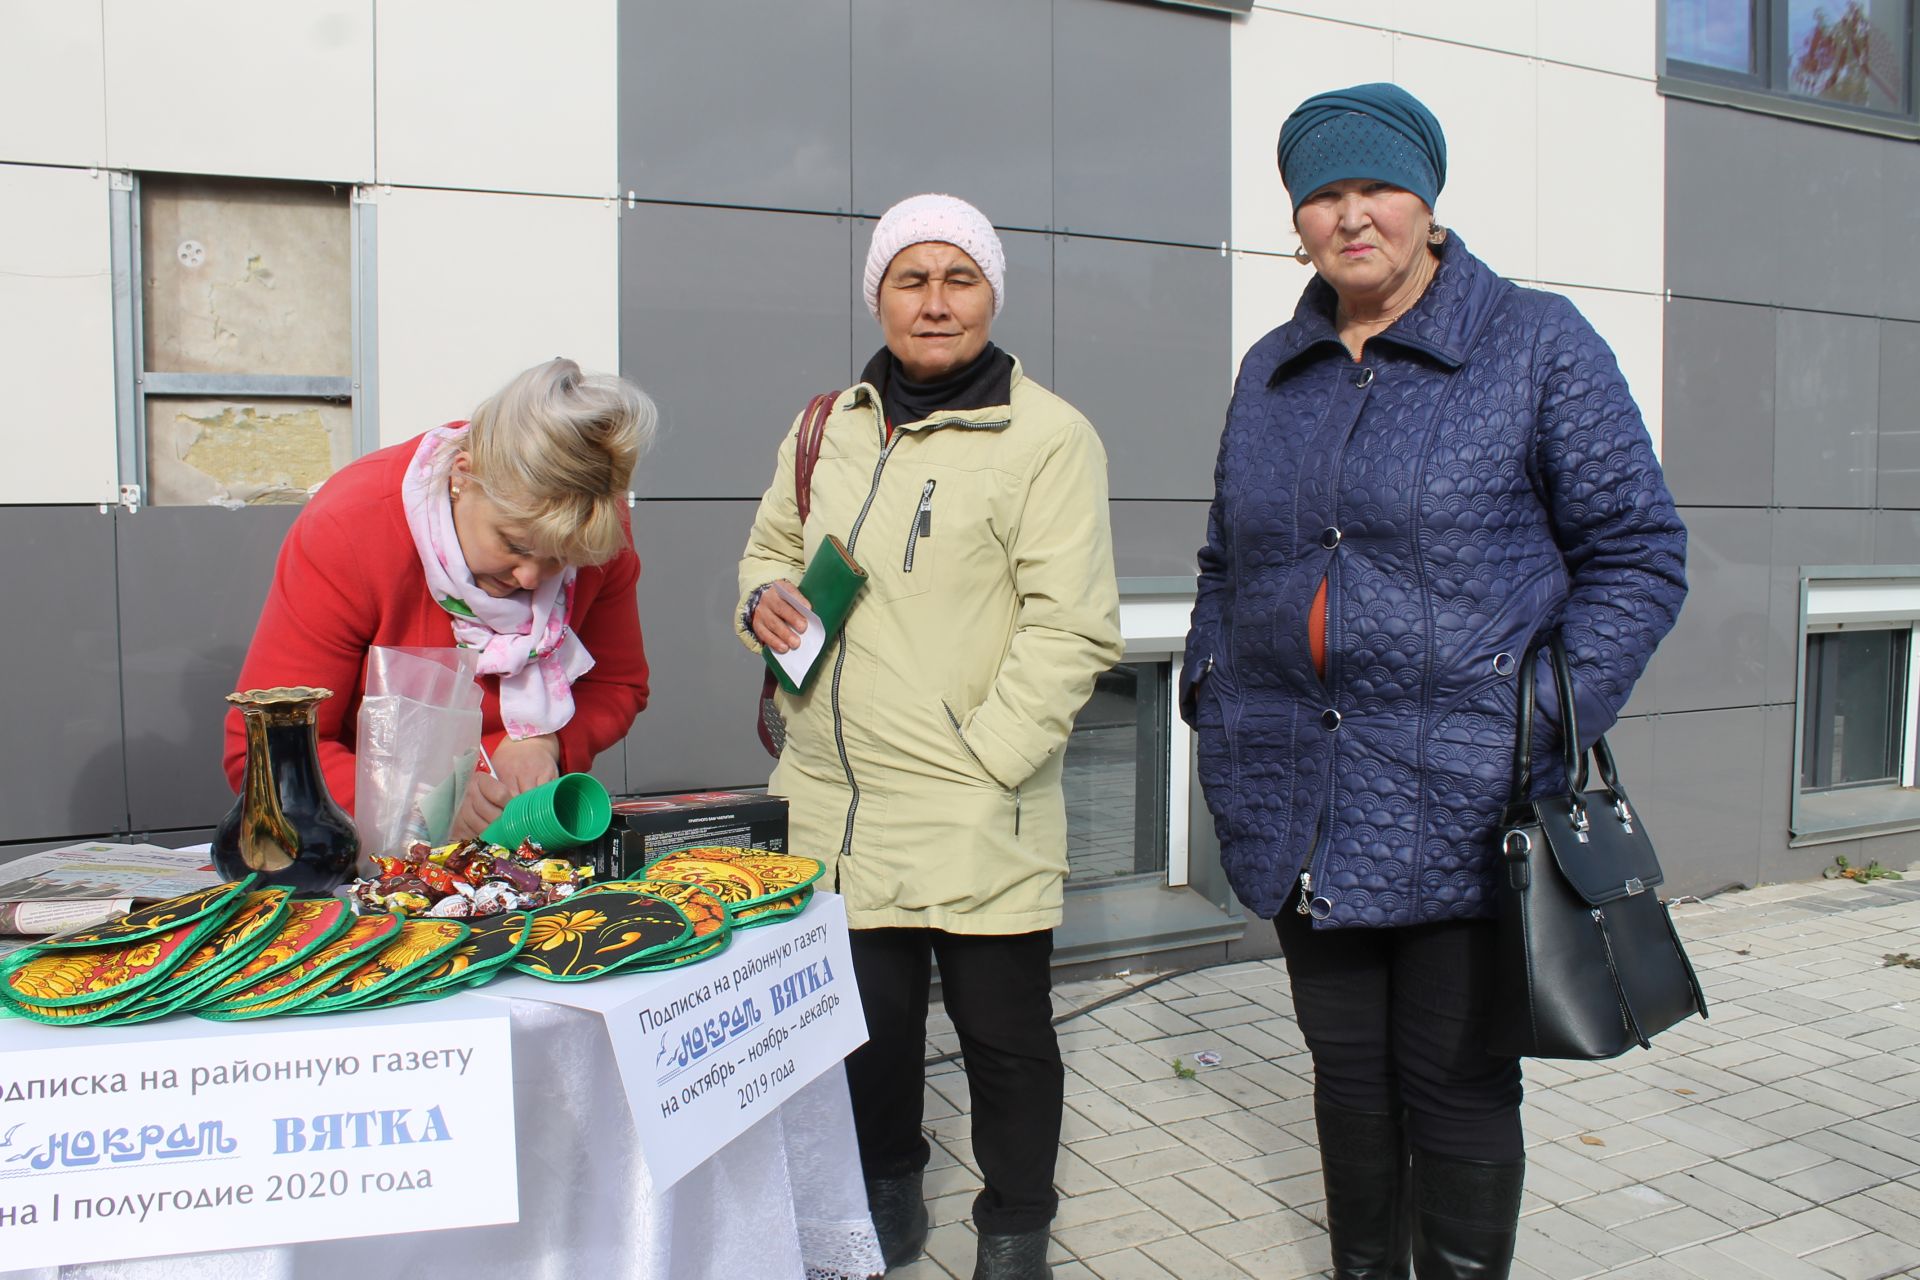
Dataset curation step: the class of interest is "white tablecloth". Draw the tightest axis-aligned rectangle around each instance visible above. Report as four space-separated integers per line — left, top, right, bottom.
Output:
1 994 884 1280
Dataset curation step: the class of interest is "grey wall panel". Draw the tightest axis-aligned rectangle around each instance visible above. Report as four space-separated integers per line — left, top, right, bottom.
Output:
0 508 126 841
618 0 850 211
1766 509 1873 706
848 223 1056 389
1774 309 1878 509
625 500 776 795
623 204 853 501
1638 507 1769 715
1052 0 1229 246
1660 299 1774 508
1603 715 1655 819
1879 321 1920 509
1758 702 1818 885
1646 706 1766 896
118 506 299 831
1665 102 1779 308
1875 510 1920 562
1882 139 1920 323
992 229 1055 388
1111 500 1207 579
849 0 1051 227
1764 124 1882 316
1054 237 1229 500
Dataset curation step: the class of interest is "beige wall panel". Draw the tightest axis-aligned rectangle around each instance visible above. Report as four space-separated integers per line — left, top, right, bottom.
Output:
1554 284 1665 456
375 187 618 448
376 0 615 196
1539 0 1656 80
1537 62 1663 296
1231 249 1305 375
1231 10 1392 257
1390 0 1533 58
102 0 373 182
0 165 117 504
1392 37 1537 283
1251 1 1393 30
0 2 106 166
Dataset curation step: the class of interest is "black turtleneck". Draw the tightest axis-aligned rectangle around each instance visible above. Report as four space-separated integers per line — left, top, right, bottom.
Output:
860 342 1015 430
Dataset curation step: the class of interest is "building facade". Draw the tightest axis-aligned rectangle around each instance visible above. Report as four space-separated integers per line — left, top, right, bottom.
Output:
2 0 1914 962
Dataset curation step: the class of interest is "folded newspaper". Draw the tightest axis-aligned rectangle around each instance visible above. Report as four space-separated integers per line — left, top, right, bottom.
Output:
0 842 219 937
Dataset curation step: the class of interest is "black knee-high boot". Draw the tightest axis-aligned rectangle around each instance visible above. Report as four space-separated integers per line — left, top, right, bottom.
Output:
1315 1101 1412 1278
1409 1149 1524 1279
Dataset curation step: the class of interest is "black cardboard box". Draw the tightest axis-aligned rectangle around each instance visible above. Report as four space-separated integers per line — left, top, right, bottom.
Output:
613 790 789 877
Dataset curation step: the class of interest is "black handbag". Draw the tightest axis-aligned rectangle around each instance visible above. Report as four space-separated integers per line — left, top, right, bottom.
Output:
1488 635 1708 1060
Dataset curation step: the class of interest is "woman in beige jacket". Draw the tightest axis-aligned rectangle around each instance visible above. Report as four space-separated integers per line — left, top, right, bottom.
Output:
738 193 1121 1280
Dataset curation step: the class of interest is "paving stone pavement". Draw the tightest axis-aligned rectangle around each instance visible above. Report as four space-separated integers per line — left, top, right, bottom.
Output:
887 864 1920 1279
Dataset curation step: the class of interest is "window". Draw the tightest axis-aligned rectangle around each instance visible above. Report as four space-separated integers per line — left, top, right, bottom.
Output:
1664 0 1917 129
111 175 375 508
1792 571 1920 841
1064 663 1172 886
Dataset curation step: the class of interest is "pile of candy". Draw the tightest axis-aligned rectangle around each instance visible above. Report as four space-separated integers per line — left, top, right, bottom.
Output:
340 838 593 919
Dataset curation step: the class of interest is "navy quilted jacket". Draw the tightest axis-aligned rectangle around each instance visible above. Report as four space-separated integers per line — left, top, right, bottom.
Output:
1181 236 1686 928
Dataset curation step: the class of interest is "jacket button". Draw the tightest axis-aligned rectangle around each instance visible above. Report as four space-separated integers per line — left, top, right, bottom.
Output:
1493 651 1515 676
1322 708 1341 731
1320 526 1342 549
1353 366 1375 389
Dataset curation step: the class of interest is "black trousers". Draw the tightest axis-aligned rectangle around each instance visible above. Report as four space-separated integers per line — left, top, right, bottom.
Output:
1275 898 1524 1163
844 927 1062 1235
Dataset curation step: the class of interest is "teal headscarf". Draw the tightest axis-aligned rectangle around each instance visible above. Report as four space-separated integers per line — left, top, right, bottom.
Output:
1276 83 1447 212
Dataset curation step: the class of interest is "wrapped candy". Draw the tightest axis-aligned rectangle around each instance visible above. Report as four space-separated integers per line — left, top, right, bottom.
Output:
341 837 591 920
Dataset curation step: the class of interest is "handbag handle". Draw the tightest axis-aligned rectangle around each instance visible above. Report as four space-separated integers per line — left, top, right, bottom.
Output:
1510 632 1627 806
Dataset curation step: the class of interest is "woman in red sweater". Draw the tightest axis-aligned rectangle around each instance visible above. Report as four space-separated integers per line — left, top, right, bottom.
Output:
225 357 653 844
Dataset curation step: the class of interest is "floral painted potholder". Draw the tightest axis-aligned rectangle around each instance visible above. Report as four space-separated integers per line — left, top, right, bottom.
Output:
638 855 771 907
186 897 353 1008
37 878 257 948
297 919 471 1015
510 894 692 982
1 910 231 1016
733 887 813 930
663 847 825 899
581 879 730 937
197 913 401 1019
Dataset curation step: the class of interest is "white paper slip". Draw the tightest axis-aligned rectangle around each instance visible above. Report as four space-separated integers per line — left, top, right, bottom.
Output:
770 580 827 688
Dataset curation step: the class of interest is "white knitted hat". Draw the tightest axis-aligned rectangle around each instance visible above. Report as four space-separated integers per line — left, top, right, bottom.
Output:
862 193 1006 318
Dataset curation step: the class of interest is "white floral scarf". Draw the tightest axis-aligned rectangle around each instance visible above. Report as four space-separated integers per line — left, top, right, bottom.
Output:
400 425 594 738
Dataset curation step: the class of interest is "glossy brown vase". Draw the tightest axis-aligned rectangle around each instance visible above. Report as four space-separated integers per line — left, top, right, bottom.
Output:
212 687 360 892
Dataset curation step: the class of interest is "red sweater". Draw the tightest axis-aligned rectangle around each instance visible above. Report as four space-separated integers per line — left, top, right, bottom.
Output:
223 434 648 811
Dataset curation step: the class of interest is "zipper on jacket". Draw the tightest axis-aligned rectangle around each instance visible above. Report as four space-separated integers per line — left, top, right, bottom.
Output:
832 423 901 858
1297 545 1344 921
903 478 937 572
944 700 1021 835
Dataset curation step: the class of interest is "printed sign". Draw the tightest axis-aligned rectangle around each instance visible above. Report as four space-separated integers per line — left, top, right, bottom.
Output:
0 1006 515 1269
481 892 866 1190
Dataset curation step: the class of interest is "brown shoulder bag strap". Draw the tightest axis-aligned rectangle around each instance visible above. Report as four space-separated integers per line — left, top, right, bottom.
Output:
793 391 838 523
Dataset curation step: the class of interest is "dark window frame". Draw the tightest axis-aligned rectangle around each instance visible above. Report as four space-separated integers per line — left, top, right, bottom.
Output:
1660 0 1920 139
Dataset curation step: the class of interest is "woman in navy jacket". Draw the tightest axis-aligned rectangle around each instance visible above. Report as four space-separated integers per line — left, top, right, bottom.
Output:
1182 84 1686 1278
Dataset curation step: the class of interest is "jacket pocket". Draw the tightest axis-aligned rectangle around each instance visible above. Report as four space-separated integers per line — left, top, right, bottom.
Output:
1191 655 1242 796
942 699 1022 835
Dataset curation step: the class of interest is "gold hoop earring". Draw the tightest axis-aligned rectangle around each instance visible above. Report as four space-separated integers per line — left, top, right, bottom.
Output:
1427 223 1448 246
1293 244 1312 265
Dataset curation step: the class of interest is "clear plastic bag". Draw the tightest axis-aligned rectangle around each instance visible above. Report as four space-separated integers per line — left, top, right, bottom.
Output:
354 646 484 858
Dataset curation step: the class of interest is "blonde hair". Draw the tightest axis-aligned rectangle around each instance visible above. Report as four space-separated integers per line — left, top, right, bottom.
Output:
462 358 656 567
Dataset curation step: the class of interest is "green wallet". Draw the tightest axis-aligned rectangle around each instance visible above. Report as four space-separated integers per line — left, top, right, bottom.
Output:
763 534 867 696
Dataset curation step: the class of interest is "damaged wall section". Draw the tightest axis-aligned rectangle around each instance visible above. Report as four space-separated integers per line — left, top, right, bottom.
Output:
139 175 352 506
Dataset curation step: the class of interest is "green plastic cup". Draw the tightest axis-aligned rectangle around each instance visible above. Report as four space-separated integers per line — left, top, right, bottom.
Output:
481 773 612 852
